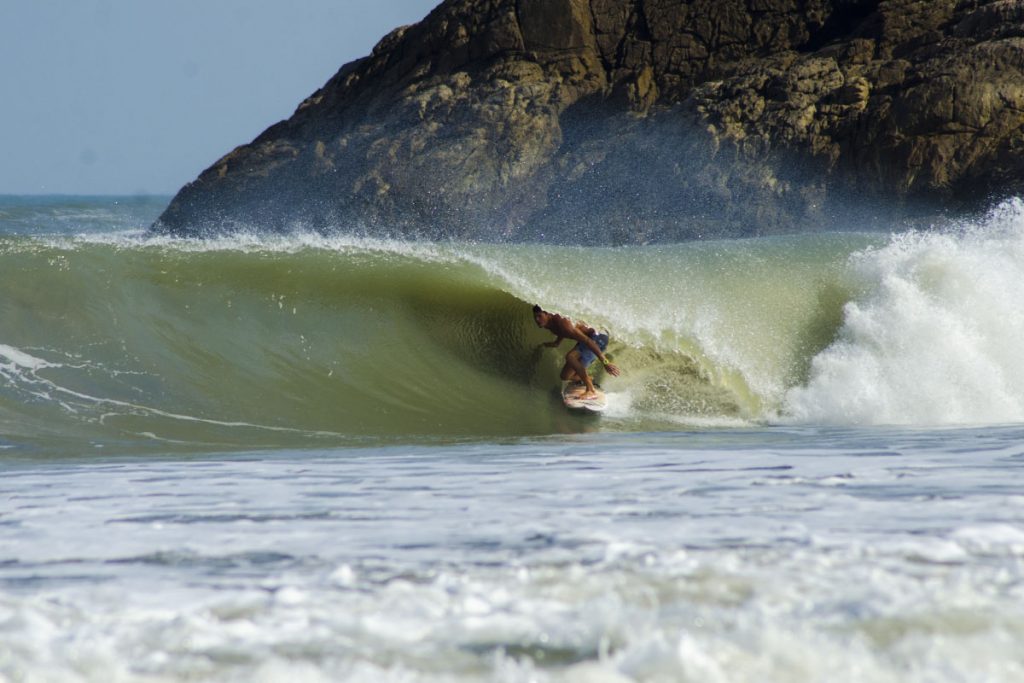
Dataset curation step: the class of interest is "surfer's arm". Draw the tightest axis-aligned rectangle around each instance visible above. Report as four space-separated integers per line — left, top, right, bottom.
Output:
543 336 564 348
568 328 621 377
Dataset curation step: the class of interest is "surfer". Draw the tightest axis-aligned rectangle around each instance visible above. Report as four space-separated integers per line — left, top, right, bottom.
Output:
533 304 621 399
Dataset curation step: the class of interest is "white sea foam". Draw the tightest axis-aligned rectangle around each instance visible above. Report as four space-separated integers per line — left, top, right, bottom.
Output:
2 540 1022 683
2 422 1023 682
0 344 53 371
786 198 1024 425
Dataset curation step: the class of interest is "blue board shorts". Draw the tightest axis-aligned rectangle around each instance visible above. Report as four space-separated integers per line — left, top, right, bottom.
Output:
575 332 609 369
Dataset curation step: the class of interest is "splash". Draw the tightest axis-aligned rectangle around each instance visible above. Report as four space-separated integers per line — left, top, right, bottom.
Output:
786 199 1024 425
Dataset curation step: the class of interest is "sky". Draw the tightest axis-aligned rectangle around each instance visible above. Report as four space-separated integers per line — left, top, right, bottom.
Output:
0 0 440 196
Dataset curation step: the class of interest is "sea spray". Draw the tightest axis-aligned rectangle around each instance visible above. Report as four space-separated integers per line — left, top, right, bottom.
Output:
785 199 1024 425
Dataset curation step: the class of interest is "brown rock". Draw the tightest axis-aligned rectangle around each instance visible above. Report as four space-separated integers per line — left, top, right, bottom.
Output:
155 0 1024 242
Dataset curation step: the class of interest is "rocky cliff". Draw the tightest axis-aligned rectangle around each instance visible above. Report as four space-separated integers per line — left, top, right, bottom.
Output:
155 0 1024 243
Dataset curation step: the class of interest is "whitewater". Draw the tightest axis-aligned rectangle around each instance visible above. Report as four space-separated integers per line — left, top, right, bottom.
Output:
1 195 1023 682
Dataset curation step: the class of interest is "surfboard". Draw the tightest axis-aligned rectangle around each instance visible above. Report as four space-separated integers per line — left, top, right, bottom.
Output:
561 382 607 412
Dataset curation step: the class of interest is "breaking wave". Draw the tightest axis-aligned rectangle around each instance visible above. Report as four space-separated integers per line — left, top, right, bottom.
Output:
3 198 1024 452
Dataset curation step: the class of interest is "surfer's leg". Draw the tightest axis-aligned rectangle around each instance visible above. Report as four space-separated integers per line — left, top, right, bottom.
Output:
560 363 585 383
560 360 582 383
563 350 597 397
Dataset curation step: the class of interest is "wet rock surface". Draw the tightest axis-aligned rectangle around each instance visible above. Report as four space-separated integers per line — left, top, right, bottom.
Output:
156 0 1024 243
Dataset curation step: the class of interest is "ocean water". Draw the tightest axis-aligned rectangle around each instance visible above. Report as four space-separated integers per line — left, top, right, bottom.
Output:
2 196 1024 682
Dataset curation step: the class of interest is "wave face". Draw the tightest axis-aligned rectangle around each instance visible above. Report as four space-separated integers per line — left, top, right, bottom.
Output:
3 198 1024 452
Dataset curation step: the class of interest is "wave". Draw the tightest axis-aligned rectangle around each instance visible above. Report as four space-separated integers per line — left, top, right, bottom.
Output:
3 199 1024 452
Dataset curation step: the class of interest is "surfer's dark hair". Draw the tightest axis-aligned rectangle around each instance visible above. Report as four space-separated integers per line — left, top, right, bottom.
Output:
532 304 543 315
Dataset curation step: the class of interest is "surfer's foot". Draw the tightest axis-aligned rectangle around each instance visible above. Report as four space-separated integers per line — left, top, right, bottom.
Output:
567 383 590 397
579 390 599 400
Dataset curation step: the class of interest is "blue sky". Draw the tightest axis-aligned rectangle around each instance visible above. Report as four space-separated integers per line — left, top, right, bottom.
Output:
0 0 439 195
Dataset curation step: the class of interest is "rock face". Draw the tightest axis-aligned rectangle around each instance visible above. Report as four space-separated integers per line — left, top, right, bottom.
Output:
156 0 1024 243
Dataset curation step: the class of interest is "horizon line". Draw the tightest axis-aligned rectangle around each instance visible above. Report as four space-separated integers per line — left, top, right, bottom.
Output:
0 193 173 198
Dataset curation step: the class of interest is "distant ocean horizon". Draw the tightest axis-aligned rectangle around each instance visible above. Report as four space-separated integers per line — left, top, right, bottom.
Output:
0 193 172 201
2 195 1023 682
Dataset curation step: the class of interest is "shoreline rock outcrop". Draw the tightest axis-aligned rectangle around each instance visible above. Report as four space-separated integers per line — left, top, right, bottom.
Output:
155 0 1024 243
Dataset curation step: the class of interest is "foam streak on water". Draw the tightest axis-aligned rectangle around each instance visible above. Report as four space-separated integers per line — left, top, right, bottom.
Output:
2 428 1024 682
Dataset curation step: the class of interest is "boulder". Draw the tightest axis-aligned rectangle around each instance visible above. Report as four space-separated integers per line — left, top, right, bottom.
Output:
155 0 1024 243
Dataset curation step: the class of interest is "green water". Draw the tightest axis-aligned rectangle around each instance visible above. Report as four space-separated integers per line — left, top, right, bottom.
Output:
0 231 879 453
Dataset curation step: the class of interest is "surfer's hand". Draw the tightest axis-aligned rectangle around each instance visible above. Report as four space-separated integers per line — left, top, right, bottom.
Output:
542 340 560 348
603 362 621 377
